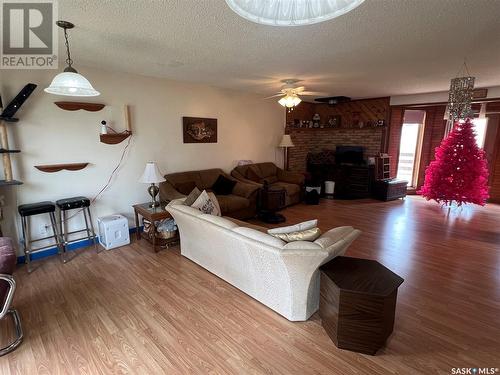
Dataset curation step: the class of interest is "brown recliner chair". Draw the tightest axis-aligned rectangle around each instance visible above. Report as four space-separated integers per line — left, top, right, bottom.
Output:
231 162 304 207
0 237 23 356
159 168 260 220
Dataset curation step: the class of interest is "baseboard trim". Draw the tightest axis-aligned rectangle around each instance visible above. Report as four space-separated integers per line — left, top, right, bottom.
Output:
16 226 140 264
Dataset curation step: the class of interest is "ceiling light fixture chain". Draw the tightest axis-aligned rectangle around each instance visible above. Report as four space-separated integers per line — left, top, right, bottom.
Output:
63 27 74 72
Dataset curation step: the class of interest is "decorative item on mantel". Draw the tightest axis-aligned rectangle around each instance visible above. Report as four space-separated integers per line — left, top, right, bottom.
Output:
139 162 166 208
100 105 132 144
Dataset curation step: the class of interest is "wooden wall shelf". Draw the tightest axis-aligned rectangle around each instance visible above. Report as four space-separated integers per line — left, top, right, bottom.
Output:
55 102 105 112
100 131 132 144
34 163 89 173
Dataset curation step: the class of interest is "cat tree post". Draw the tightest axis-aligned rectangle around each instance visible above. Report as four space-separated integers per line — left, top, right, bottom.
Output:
0 105 13 182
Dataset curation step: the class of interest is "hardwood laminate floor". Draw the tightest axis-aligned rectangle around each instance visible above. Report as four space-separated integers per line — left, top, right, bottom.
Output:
1 196 499 374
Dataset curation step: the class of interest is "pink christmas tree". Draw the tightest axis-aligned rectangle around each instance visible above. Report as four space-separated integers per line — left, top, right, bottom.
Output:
418 118 489 206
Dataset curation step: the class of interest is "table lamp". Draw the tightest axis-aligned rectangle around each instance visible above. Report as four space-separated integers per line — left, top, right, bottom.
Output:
139 162 166 208
278 134 295 171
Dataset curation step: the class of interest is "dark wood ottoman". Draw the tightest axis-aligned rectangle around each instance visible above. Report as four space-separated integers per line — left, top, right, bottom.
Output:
374 178 408 201
319 256 404 355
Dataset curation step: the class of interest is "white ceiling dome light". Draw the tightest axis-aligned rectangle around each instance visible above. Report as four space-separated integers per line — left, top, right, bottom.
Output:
45 21 100 97
225 0 365 26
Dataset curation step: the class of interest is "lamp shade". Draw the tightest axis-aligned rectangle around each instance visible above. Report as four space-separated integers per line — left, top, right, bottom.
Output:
44 72 100 97
139 162 166 184
225 0 365 26
278 134 295 148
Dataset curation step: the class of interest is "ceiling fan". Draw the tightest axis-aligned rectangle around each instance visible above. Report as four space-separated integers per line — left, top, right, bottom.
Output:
266 79 328 108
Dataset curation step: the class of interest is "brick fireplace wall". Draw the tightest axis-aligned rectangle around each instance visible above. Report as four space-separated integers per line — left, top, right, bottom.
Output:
287 128 384 172
286 98 390 172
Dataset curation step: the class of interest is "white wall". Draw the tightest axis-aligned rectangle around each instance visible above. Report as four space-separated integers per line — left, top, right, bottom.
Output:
390 85 500 106
0 68 284 254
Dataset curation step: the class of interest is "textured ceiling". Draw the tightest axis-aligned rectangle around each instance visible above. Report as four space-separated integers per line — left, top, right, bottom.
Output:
58 0 500 99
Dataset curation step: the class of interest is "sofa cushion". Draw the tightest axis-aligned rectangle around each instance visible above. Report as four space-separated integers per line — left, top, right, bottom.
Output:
200 214 239 230
212 174 237 195
232 227 285 248
216 194 250 213
176 181 197 195
258 162 278 178
191 190 221 216
246 165 262 182
172 203 205 217
271 181 301 197
225 217 268 233
199 169 226 189
268 219 318 234
283 241 323 250
269 227 322 243
183 187 202 206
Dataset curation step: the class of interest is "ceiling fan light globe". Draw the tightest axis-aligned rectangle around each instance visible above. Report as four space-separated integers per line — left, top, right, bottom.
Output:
279 94 301 108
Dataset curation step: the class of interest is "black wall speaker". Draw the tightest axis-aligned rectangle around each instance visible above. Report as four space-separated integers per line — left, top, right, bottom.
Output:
1 83 37 119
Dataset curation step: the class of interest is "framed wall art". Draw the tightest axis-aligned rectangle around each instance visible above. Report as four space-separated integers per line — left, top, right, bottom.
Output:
182 117 217 143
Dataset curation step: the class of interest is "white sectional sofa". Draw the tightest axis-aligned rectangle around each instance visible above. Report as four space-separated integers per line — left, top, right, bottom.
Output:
167 199 361 321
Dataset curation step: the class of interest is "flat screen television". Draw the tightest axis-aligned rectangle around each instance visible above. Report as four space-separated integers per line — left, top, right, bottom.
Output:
335 146 364 165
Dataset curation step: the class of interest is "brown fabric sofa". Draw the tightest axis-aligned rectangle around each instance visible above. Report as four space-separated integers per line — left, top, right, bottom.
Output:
159 168 260 220
231 162 304 207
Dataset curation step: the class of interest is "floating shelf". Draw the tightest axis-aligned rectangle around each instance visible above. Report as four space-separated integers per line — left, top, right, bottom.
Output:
55 101 105 112
0 180 23 186
34 162 89 173
0 148 20 153
100 131 132 145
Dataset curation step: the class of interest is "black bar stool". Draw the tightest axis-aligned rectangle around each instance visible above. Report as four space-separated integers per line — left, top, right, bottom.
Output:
56 196 97 261
18 201 63 272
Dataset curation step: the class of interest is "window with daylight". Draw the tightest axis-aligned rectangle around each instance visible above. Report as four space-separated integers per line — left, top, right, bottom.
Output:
472 118 488 149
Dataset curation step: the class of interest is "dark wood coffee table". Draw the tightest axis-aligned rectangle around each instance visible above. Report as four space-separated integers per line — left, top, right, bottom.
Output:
319 256 404 355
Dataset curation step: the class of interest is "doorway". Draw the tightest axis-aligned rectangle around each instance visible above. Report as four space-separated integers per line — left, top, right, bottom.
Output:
396 110 425 187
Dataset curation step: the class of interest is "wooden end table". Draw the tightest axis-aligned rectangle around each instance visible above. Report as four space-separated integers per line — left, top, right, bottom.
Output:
133 202 179 252
319 256 404 355
258 182 286 224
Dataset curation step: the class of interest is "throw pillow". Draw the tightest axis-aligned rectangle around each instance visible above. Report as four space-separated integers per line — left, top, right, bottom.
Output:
176 181 197 195
183 187 202 206
191 190 221 216
212 174 237 195
246 165 262 182
268 219 318 235
269 227 322 243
